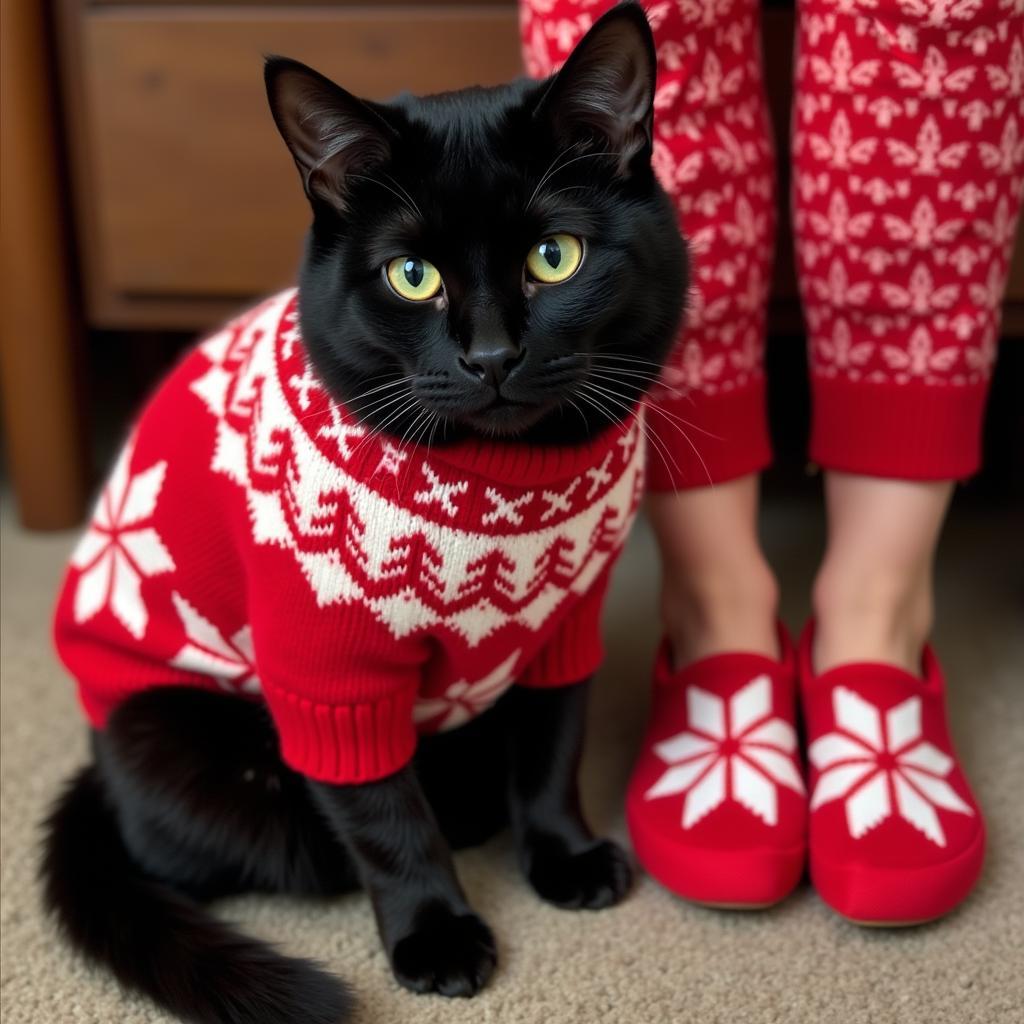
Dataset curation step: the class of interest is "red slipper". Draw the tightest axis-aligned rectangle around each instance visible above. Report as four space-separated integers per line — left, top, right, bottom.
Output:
626 627 806 907
800 623 985 925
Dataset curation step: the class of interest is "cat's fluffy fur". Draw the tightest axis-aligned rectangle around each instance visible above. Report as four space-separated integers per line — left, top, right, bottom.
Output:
40 6 687 1023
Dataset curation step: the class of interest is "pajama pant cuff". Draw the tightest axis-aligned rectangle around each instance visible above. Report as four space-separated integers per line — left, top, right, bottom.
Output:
644 378 773 492
810 375 990 482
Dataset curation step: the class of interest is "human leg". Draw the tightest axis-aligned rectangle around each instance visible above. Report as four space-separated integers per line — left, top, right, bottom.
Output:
790 0 1019 922
792 0 1023 677
522 0 780 668
813 473 953 674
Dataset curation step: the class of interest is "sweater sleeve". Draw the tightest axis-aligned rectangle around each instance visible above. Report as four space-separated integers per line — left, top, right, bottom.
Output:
517 563 613 689
248 563 426 785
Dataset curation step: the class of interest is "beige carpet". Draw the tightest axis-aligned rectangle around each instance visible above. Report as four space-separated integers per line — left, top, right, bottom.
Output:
2 492 1022 1024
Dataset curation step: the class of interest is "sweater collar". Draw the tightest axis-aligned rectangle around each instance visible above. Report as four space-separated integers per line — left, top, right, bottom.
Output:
423 419 639 488
280 290 640 489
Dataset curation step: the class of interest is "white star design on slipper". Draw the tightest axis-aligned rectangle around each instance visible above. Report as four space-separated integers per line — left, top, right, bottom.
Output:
809 688 972 847
645 675 804 828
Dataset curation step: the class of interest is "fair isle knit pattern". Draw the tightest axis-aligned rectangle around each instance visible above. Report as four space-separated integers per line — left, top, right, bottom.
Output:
54 290 646 783
522 0 1024 484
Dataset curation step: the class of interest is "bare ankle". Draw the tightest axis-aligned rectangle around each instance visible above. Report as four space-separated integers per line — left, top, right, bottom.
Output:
646 476 778 671
661 561 780 669
812 472 951 677
812 568 932 676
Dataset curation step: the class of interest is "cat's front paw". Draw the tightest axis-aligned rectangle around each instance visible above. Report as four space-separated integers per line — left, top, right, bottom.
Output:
526 836 633 910
391 907 496 998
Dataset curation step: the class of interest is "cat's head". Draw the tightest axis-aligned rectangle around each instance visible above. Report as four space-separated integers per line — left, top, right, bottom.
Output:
265 2 686 446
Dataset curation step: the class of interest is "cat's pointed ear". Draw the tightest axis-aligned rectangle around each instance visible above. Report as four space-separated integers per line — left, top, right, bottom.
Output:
264 56 395 210
535 3 657 177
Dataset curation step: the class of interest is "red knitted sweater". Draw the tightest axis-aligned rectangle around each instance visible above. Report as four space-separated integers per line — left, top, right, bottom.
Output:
54 290 645 783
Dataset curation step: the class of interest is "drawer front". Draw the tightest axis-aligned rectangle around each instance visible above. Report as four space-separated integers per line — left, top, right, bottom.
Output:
66 5 1024 329
79 7 522 303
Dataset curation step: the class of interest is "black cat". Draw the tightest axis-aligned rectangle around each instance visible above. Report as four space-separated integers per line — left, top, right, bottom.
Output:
41 5 687 1023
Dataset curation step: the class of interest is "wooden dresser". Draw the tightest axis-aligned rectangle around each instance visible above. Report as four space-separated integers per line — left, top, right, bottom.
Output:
1 0 1021 526
55 0 526 330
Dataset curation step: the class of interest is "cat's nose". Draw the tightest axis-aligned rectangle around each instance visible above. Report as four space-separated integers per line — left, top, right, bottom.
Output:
460 339 524 388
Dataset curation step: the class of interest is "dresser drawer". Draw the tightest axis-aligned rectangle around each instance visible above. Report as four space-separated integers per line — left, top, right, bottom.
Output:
58 3 1024 329
62 5 522 325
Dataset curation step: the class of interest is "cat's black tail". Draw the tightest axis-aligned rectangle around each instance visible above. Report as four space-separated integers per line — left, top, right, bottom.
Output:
40 766 354 1024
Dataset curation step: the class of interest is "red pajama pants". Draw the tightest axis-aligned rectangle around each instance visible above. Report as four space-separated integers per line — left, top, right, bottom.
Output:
521 0 1024 487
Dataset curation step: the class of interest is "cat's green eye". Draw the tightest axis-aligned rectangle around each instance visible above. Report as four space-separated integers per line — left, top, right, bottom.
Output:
385 256 443 302
525 234 583 285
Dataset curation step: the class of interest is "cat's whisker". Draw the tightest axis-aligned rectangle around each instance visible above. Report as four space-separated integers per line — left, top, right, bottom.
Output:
572 387 681 494
366 394 420 437
590 373 717 434
585 385 712 487
348 173 420 219
559 395 590 433
591 355 699 409
346 373 418 406
411 411 439 455
353 406 418 466
586 374 683 403
526 149 625 211
580 381 711 487
382 172 423 220
578 381 695 487
586 368 687 401
348 392 420 460
542 184 591 200
579 379 647 414
354 367 407 386
345 386 420 427
590 353 673 371
289 376 416 431
346 392 418 427
585 373 719 439
425 412 444 455
526 140 585 211
399 407 433 452
637 398 723 442
587 361 666 382
336 368 395 391
392 406 435 491
408 413 439 490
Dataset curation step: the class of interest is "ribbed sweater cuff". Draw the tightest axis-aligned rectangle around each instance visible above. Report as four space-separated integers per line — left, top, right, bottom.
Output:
518 613 604 688
519 564 611 687
810 375 990 481
263 682 418 784
644 378 772 492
